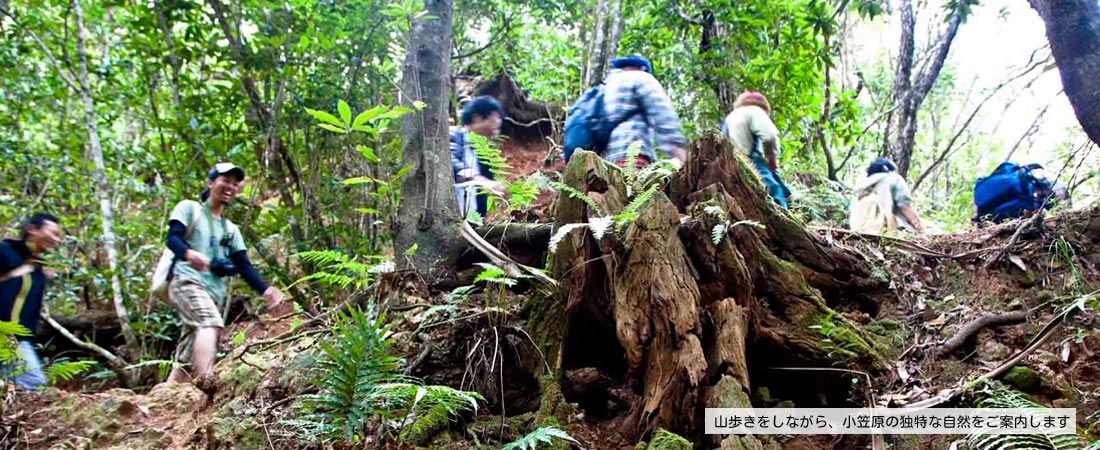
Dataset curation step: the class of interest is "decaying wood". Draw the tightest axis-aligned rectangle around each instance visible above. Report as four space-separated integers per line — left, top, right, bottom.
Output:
535 138 892 440
937 310 1030 357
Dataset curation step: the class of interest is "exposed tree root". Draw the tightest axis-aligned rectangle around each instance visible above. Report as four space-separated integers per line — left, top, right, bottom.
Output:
937 310 1031 357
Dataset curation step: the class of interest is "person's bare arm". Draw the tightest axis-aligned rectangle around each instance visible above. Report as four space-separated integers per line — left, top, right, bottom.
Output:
899 204 924 233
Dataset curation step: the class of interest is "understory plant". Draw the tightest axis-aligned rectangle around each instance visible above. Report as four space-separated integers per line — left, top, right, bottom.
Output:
285 305 482 445
965 380 1087 450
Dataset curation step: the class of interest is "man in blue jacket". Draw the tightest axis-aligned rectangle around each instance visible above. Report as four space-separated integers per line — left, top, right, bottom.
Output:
451 96 505 218
0 213 62 390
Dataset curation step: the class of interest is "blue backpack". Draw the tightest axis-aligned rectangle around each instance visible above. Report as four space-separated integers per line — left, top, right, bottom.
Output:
562 85 640 161
973 162 1044 223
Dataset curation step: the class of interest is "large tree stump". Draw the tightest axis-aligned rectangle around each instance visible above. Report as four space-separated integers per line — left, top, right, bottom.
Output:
537 138 892 443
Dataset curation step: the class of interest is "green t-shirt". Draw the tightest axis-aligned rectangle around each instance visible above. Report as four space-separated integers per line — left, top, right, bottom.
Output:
170 200 247 305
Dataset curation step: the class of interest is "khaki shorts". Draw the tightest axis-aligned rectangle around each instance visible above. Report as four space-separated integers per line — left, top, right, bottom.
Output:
168 277 224 364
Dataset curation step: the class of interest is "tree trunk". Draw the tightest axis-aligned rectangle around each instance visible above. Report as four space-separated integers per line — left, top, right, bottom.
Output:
582 0 622 87
393 0 463 288
72 0 141 359
537 139 891 441
1029 0 1100 147
888 0 962 178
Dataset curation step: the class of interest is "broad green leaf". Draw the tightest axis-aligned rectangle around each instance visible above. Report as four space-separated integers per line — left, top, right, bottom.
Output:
304 107 344 128
356 145 379 163
337 100 352 125
351 105 387 129
317 123 347 134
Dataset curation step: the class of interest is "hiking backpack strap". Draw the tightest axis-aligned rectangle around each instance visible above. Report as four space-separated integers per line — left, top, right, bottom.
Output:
0 264 34 282
167 203 202 282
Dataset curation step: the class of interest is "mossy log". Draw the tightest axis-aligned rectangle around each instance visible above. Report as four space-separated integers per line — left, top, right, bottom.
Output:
534 136 892 442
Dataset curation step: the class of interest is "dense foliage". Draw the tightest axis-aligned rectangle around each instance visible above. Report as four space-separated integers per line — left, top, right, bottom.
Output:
1 0 1097 392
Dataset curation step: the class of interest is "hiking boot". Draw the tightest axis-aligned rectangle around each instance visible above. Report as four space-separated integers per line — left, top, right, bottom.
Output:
193 373 217 397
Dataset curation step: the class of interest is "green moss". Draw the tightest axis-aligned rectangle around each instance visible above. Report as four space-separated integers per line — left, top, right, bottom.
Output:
1002 366 1042 392
521 293 565 374
647 429 692 450
212 416 264 449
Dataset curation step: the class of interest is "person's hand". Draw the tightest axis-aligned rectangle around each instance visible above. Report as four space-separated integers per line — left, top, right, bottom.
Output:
472 176 506 196
42 268 57 280
262 286 284 310
185 250 210 272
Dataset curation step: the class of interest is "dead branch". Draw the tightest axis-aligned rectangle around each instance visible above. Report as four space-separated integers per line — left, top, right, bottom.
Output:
459 221 556 287
983 213 1043 269
937 310 1030 357
812 226 950 257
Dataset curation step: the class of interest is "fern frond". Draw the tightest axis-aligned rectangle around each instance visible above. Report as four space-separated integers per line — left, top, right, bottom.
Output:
711 224 728 245
550 182 604 216
502 426 578 450
474 263 519 287
614 185 659 230
589 216 614 240
508 178 541 211
548 223 590 253
45 360 96 384
467 133 512 178
966 381 1085 450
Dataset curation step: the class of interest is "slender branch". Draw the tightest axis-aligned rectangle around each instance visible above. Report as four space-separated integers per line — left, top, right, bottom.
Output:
453 14 512 60
0 7 80 92
41 305 129 369
670 0 705 25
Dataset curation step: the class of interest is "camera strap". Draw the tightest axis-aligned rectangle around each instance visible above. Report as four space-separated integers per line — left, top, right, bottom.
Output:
201 202 230 257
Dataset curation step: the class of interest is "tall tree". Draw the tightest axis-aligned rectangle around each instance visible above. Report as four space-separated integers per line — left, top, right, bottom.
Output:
885 0 970 178
72 0 141 358
582 0 624 87
393 0 463 287
1028 0 1100 147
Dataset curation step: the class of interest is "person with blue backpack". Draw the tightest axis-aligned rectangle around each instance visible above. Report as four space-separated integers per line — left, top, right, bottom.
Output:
563 55 687 167
973 162 1070 223
451 96 506 219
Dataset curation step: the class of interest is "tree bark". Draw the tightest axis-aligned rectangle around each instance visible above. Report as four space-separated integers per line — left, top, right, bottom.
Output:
537 140 891 440
72 0 142 359
582 0 622 87
888 0 962 178
393 0 463 288
1028 0 1100 147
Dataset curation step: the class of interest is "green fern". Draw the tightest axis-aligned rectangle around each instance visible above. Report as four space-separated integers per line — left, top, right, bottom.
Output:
45 360 96 384
288 304 482 445
966 381 1085 450
614 184 659 230
475 263 520 287
293 305 403 443
550 182 605 216
0 322 30 365
467 132 512 179
508 177 541 211
502 426 577 450
622 141 643 185
293 250 386 290
371 382 482 441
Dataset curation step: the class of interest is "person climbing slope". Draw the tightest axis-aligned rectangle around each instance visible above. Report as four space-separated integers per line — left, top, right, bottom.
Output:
722 91 791 208
163 163 283 393
849 158 925 234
